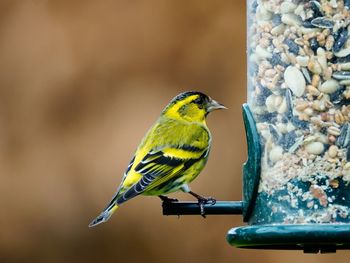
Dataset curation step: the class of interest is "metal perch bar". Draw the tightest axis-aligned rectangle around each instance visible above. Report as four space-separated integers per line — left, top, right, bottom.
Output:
162 201 244 216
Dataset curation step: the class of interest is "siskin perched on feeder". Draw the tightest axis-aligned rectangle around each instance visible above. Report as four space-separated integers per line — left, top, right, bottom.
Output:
89 91 226 227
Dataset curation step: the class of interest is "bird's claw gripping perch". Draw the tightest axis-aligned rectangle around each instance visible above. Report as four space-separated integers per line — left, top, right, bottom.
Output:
197 196 216 218
187 190 216 217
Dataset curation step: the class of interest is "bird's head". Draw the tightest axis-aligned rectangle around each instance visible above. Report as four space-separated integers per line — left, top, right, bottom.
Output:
162 91 227 123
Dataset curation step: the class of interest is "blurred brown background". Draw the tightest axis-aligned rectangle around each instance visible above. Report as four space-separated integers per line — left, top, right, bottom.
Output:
0 0 349 262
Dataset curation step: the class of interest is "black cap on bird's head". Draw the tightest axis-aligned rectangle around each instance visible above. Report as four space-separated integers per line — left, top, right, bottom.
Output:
163 91 227 122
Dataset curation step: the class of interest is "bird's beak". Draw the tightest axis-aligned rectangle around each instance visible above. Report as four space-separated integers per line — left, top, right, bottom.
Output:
206 99 227 112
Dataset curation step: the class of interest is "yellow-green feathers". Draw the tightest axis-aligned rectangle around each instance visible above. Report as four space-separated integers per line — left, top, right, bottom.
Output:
89 91 225 227
163 94 208 123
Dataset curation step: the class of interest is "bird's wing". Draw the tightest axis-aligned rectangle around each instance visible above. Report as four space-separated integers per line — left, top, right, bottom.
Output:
97 155 136 212
116 144 209 205
115 155 136 193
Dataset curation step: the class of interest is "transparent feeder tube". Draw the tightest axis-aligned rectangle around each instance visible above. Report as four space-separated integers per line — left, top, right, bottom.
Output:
247 0 350 224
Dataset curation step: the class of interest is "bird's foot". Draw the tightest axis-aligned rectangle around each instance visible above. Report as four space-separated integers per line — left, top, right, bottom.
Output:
187 190 216 217
197 196 216 218
158 195 179 203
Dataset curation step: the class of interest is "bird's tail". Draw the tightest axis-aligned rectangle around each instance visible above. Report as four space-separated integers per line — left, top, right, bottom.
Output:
89 202 119 228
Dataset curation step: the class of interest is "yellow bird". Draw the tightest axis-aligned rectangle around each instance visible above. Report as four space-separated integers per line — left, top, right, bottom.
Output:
89 91 226 227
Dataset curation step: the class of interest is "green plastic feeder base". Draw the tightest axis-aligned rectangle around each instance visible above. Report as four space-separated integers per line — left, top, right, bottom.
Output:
227 224 350 253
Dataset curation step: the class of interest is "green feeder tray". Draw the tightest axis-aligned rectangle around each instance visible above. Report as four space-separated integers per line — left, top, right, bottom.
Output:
227 224 350 253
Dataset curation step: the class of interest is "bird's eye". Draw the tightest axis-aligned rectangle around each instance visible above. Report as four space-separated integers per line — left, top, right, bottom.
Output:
193 97 204 105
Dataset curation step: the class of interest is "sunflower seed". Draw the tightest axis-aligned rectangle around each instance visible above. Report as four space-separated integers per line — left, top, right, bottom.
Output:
270 52 286 67
271 14 282 26
285 89 293 118
332 71 350 80
302 19 315 28
301 67 312 84
255 112 278 123
336 55 350 63
256 84 273 106
311 17 334 29
329 85 346 104
310 37 320 53
333 28 349 53
279 130 297 150
310 1 323 18
291 116 309 130
336 123 350 148
269 124 280 141
284 39 300 55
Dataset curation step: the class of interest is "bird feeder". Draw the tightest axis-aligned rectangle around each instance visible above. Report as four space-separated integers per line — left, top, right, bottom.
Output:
163 0 350 253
